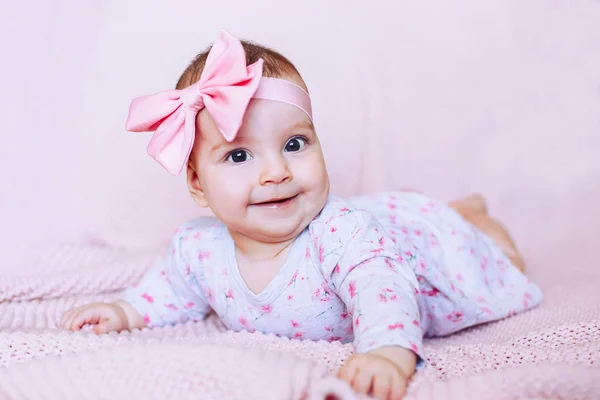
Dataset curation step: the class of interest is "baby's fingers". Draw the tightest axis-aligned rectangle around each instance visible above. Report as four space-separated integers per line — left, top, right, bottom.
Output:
371 374 392 400
93 319 122 334
60 308 77 329
389 372 408 400
337 358 358 383
69 307 104 331
351 367 374 396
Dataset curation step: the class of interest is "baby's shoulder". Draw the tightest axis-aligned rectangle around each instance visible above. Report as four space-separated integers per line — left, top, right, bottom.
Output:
170 216 226 252
309 196 375 239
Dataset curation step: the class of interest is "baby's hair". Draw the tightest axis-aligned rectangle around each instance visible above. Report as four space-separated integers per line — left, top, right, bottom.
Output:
176 39 305 90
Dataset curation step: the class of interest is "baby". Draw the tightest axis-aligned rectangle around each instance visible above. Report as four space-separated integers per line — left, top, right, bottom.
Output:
61 31 542 400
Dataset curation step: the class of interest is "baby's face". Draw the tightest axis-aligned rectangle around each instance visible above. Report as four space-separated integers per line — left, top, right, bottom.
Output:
188 81 330 243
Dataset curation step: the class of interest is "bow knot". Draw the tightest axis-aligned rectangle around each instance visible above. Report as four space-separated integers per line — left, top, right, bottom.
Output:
180 85 205 113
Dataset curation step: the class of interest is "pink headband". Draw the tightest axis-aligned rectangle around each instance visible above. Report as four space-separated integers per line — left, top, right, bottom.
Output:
125 30 313 176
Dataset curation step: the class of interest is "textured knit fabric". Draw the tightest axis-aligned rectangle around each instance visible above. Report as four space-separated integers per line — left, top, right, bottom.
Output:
122 192 542 358
0 243 598 399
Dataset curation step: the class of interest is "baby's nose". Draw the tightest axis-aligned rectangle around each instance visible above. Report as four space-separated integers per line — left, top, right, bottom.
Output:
259 155 292 185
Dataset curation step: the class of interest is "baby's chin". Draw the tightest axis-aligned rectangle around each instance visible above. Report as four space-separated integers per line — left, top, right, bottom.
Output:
234 219 311 244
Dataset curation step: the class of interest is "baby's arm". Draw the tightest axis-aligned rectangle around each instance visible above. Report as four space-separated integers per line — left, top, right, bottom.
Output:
61 227 211 333
318 208 423 398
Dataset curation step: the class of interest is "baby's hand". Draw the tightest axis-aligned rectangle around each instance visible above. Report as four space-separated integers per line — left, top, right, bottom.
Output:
337 347 416 400
60 300 145 334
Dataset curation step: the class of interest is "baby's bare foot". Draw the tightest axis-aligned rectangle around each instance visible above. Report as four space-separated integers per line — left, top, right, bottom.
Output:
449 194 525 273
449 193 488 216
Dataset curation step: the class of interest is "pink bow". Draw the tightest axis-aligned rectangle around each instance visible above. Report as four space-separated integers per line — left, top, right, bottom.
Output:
125 30 264 176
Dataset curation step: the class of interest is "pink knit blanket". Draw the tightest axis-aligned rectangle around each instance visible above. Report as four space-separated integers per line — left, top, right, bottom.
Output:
1 244 598 399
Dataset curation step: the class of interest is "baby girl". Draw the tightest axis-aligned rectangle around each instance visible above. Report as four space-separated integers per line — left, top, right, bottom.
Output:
61 31 542 400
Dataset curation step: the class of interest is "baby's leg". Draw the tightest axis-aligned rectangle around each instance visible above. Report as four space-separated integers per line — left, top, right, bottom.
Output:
449 194 525 273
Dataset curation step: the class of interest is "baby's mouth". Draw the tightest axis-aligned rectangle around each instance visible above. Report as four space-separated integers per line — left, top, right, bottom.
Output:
252 194 299 208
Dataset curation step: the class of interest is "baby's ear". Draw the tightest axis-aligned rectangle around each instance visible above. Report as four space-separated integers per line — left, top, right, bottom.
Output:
186 163 209 208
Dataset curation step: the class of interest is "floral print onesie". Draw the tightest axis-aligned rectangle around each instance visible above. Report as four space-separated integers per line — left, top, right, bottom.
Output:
122 191 543 359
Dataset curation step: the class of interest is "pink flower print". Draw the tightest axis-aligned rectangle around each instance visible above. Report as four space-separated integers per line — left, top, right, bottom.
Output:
524 292 533 300
261 305 273 314
333 264 341 274
385 259 394 270
412 319 420 327
418 260 427 273
469 248 476 256
378 236 385 247
387 203 397 210
226 289 235 300
239 316 249 328
328 336 342 342
305 247 311 259
401 227 409 235
396 255 404 263
481 307 493 315
390 215 397 224
287 294 294 300
340 207 350 212
475 296 487 303
165 303 179 311
184 265 191 277
141 293 154 303
455 273 464 282
288 269 299 287
410 342 419 353
330 226 337 233
294 332 304 339
387 322 405 331
184 301 195 310
341 312 348 319
185 226 193 231
203 288 215 303
291 320 300 328
348 281 357 299
480 262 487 271
193 232 202 240
198 251 212 261
143 313 151 325
378 288 398 303
446 311 464 323
221 268 228 276
325 326 334 333
354 315 361 327
421 288 439 297
318 243 325 263
414 229 422 237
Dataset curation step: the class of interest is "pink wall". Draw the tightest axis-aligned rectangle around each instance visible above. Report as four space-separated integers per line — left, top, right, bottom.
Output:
1 1 599 274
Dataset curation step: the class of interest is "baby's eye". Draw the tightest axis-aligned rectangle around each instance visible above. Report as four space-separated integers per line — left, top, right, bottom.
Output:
284 137 308 153
226 150 252 164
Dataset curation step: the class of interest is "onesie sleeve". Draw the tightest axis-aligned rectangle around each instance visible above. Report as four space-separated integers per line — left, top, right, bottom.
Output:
120 224 212 328
313 205 424 359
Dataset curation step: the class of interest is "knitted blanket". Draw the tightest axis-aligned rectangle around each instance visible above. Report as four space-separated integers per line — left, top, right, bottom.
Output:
1 244 598 400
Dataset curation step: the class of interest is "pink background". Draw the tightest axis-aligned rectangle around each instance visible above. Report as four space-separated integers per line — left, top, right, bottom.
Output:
1 1 599 280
